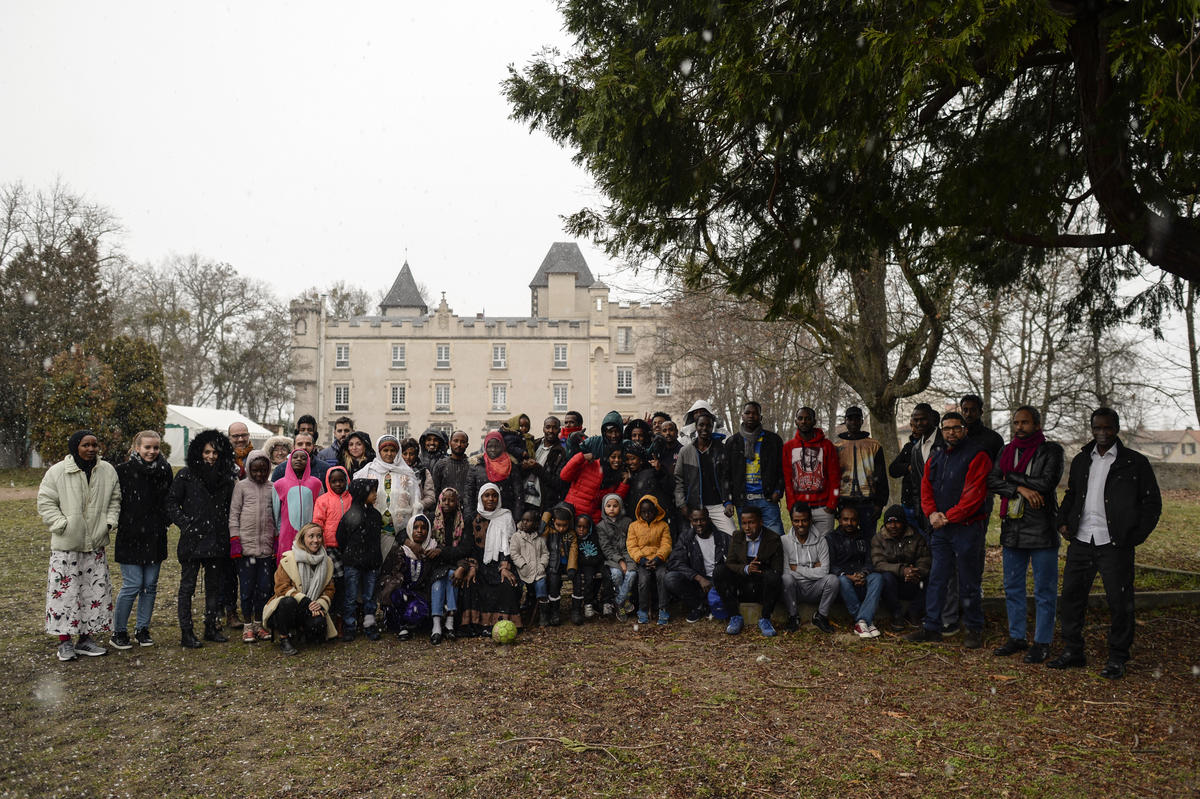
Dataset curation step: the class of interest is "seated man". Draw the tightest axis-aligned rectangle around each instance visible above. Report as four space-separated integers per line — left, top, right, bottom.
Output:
665 507 731 623
713 506 783 637
781 502 840 633
827 505 883 638
872 505 932 631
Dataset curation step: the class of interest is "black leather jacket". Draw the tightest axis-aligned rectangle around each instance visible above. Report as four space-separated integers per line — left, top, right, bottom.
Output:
986 439 1065 549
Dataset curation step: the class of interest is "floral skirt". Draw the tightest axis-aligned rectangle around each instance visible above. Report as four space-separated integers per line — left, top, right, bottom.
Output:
45 549 113 636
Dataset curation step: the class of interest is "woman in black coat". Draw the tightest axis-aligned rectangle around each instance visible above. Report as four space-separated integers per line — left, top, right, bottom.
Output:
111 431 174 649
166 429 236 648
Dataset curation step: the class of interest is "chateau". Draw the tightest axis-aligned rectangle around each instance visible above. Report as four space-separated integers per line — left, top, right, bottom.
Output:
289 242 684 443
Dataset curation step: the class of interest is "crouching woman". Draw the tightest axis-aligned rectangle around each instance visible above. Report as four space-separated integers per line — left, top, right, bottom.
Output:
263 523 337 655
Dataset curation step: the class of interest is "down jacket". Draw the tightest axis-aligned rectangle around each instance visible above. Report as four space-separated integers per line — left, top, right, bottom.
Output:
625 495 673 563
166 430 237 562
312 466 352 547
560 451 629 523
38 455 121 553
114 452 173 563
228 450 277 558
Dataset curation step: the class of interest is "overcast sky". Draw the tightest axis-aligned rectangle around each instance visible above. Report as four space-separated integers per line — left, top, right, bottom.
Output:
0 2 639 316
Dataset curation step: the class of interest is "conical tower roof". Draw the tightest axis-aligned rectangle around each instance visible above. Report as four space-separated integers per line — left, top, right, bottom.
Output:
380 261 427 315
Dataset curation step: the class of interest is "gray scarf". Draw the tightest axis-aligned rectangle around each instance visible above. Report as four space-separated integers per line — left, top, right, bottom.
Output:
740 422 763 460
292 539 329 604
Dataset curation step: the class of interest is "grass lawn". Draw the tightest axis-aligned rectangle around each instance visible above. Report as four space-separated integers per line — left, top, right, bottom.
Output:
2 478 1199 797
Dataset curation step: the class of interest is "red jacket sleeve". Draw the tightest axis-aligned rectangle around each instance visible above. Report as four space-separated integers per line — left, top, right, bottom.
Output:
782 440 795 510
944 452 992 524
823 441 840 510
560 452 586 483
920 457 936 517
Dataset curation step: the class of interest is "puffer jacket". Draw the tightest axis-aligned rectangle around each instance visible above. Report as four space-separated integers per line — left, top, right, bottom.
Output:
561 451 629 523
37 455 121 552
986 439 1065 550
167 430 236 562
625 495 672 563
596 494 633 569
312 465 352 547
228 450 277 558
273 450 324 557
337 478 384 570
114 452 173 563
871 526 932 578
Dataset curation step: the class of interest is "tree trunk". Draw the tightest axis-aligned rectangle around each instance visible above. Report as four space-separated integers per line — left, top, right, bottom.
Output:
1188 282 1200 427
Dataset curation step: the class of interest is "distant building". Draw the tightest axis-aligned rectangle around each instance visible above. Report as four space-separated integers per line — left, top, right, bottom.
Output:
1125 428 1200 463
290 242 687 442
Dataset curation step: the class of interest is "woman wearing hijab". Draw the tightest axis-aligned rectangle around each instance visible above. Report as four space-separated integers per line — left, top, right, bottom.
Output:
463 430 524 527
355 434 421 559
38 430 122 661
166 429 237 648
458 483 522 636
377 512 433 640
263 523 337 655
426 487 470 643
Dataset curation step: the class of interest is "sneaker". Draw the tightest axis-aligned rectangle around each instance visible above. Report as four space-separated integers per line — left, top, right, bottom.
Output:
109 631 133 650
56 640 77 661
364 625 381 641
853 621 873 639
636 610 649 624
242 626 257 643
867 624 881 638
584 604 597 619
941 622 961 636
725 615 744 635
255 626 272 642
904 626 944 643
134 628 155 647
811 613 834 634
74 637 107 657
1023 643 1050 664
657 609 670 626
394 628 410 641
758 618 776 637
889 617 910 632
615 606 628 622
602 603 615 617
685 607 706 623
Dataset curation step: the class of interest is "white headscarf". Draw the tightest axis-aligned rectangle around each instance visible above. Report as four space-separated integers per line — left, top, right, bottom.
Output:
476 482 515 564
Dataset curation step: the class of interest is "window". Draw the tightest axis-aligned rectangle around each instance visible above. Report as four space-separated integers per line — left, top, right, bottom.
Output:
616 326 633 353
387 422 408 439
492 343 507 369
435 383 451 411
616 367 633 396
553 343 568 368
390 383 407 411
334 343 350 368
333 383 350 411
1187 442 1197 456
656 367 672 396
491 383 508 412
553 383 568 411
436 343 450 368
391 343 406 368
656 326 669 351
595 297 603 311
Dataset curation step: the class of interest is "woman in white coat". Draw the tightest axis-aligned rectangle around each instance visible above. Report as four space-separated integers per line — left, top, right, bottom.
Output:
354 434 420 560
37 430 121 662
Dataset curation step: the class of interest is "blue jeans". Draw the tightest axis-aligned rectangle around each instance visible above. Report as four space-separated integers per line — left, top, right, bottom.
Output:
1002 546 1058 644
924 522 985 632
114 562 161 633
429 574 458 617
838 572 883 624
237 556 275 621
609 566 636 606
342 566 378 627
740 496 784 535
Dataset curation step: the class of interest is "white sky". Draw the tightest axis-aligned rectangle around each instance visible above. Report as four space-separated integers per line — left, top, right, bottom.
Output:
0 1 641 316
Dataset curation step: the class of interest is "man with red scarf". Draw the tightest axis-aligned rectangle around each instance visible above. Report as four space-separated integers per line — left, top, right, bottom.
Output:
985 406 1064 664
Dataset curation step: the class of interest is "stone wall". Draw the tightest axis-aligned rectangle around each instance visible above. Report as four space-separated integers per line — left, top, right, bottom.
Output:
1057 460 1200 492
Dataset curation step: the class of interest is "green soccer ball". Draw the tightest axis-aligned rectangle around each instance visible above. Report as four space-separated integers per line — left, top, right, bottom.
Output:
492 619 518 644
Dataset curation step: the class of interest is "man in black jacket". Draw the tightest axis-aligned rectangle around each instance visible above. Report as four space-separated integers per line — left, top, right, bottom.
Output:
1050 408 1161 679
674 411 735 535
665 507 731 622
986 406 1064 664
726 401 785 535
889 403 943 531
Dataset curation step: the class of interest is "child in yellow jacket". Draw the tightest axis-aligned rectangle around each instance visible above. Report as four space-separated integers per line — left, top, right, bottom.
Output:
626 495 672 625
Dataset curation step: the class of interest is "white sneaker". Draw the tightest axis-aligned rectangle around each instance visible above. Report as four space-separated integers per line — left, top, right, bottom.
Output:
583 604 597 619
601 603 614 616
56 640 77 661
853 620 873 639
867 624 881 638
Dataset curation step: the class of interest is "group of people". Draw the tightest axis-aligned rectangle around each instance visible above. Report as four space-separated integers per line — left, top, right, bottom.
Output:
38 396 1161 679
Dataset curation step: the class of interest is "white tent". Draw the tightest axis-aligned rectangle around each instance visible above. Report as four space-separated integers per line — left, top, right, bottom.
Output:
164 405 274 466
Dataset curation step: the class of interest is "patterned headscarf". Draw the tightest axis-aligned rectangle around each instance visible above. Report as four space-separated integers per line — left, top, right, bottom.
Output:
433 487 464 547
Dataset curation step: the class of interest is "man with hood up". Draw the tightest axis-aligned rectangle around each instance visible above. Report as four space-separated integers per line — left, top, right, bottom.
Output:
680 399 727 443
577 410 626 458
418 427 449 470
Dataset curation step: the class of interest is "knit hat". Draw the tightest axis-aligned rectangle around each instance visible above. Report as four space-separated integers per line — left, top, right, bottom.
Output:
883 504 906 525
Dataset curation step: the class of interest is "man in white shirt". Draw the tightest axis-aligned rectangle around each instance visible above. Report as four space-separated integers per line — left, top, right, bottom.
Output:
1050 408 1161 679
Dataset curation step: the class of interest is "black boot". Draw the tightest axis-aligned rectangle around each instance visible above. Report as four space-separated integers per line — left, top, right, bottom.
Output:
571 596 585 626
536 599 550 627
548 597 562 627
180 629 203 649
203 623 228 643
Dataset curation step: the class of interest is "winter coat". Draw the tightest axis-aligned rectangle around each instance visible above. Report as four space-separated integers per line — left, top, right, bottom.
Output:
725 528 784 575
596 501 633 570
1056 438 1161 549
986 439 1065 550
725 428 785 506
415 464 437 514
463 459 524 525
667 526 731 581
579 410 626 458
836 432 889 505
782 428 840 511
337 480 385 570
780 527 831 579
889 432 944 513
510 528 549 583
262 550 337 639
273 450 324 557
560 451 629 523
826 525 873 576
317 439 341 468
521 438 570 512
627 464 672 519
38 455 121 553
920 440 991 526
312 466 352 548
228 451 277 558
673 439 732 512
871 526 932 579
114 453 173 563
167 430 236 562
432 456 471 505
625 495 673 563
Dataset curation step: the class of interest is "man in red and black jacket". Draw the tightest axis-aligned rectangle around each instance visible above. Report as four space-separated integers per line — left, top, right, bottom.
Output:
905 411 992 649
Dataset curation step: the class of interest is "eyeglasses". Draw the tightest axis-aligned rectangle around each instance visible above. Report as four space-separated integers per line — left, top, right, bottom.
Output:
940 425 964 433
